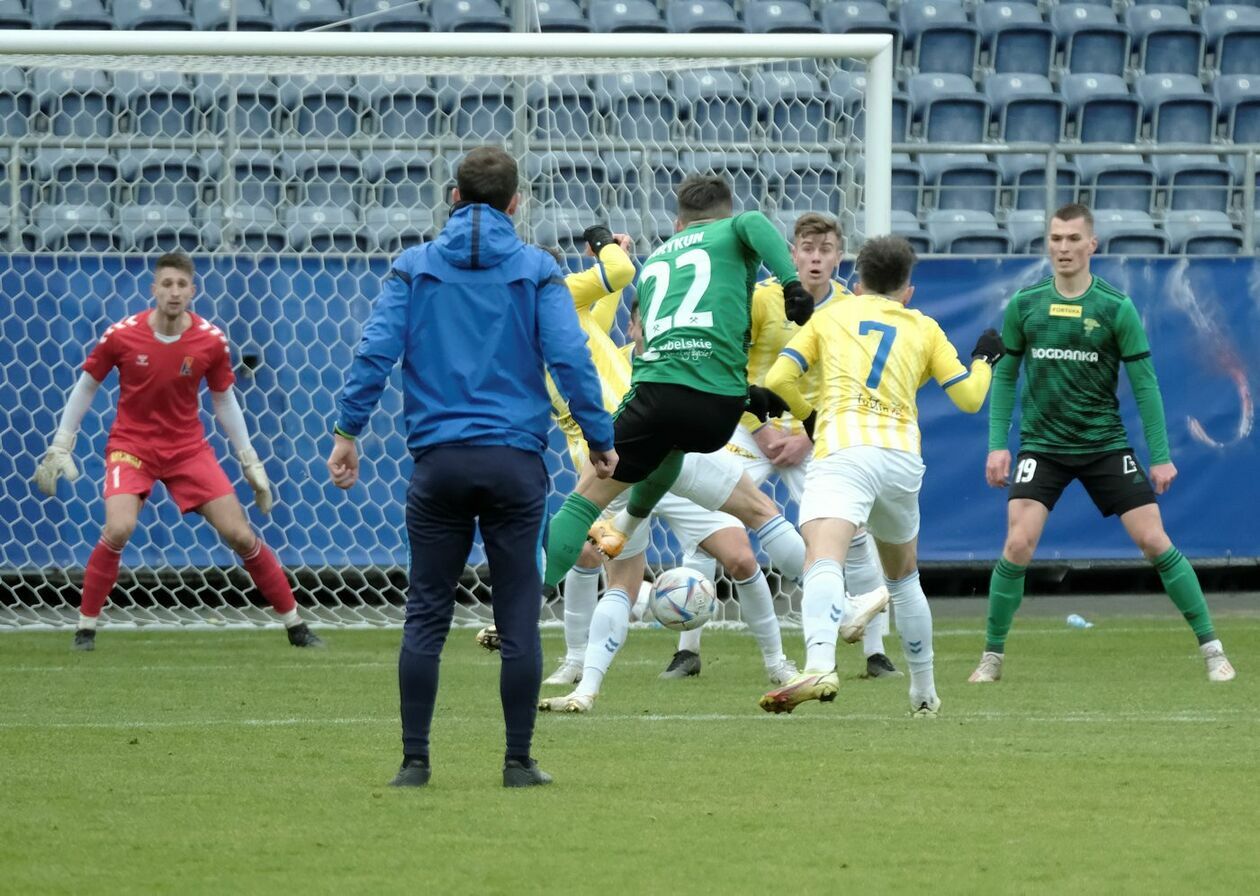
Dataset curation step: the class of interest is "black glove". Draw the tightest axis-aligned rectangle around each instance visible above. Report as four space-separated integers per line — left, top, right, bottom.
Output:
582 225 615 255
971 328 1006 366
783 280 814 327
801 411 817 441
747 385 789 423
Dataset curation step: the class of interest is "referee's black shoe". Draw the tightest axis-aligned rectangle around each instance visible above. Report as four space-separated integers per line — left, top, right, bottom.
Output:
503 758 553 788
390 759 431 788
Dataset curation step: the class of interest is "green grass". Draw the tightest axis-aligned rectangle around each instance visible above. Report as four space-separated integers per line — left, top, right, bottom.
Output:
2 608 1258 895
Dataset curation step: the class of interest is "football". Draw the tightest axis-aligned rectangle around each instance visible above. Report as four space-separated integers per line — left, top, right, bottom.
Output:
649 567 718 631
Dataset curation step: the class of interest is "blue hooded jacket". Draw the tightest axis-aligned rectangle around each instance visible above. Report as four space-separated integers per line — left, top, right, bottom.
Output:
335 203 614 457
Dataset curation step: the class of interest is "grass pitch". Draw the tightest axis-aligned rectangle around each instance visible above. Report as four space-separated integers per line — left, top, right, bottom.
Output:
2 597 1257 895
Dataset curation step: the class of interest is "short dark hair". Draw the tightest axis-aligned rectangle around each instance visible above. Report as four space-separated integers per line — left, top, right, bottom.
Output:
155 252 194 277
1052 202 1094 231
793 213 843 248
855 235 917 295
676 175 732 225
456 146 518 212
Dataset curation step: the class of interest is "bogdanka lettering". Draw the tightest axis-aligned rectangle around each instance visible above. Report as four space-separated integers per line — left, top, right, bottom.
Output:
1030 347 1099 362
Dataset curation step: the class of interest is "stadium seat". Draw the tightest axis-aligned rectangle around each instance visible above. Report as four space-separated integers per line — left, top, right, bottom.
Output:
820 2 901 63
682 151 764 212
908 73 990 143
33 70 116 139
120 151 207 210
363 150 444 215
1152 154 1233 213
608 205 675 248
535 0 589 31
1136 74 1217 144
200 75 283 138
588 0 666 32
985 73 1065 144
206 203 286 251
118 203 207 253
287 152 365 212
114 0 194 30
604 149 680 212
998 153 1078 210
33 0 112 29
526 152 603 211
0 68 31 139
597 72 675 142
745 0 820 33
1125 5 1203 75
899 0 979 76
666 0 745 33
1077 153 1155 211
436 75 514 140
1163 209 1243 254
204 150 287 210
1052 5 1130 76
349 0 432 31
115 71 200 139
1215 75 1260 143
357 74 440 139
533 208 593 258
0 0 31 29
1006 208 1048 253
1060 73 1140 143
430 0 510 32
279 75 363 139
1202 6 1260 76
30 204 117 252
977 2 1054 77
674 69 753 143
271 0 350 32
750 70 829 146
1092 209 1168 253
760 150 834 205
891 209 932 254
527 76 596 141
364 204 435 252
925 209 1011 253
827 71 909 141
30 150 121 252
192 0 272 31
921 153 1001 214
283 203 364 252
891 154 925 215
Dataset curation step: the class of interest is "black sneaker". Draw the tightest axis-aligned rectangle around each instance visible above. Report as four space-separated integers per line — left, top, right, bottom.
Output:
389 759 431 788
659 649 701 679
72 629 96 652
503 758 553 788
286 623 325 648
863 652 904 679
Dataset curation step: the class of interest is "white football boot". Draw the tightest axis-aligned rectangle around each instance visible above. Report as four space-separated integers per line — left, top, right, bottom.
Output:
543 659 584 686
839 585 891 644
968 651 1003 683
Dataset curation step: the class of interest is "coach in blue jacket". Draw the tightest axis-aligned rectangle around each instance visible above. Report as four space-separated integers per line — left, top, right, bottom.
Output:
328 146 617 789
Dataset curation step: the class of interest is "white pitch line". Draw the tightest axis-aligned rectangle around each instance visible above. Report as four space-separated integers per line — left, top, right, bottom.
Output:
1 661 395 674
0 716 386 730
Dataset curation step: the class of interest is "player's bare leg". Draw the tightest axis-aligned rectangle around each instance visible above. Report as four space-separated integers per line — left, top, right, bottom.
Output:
971 498 1049 683
75 494 142 651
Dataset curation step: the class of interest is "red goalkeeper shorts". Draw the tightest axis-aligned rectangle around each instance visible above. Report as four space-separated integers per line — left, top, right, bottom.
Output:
103 442 234 513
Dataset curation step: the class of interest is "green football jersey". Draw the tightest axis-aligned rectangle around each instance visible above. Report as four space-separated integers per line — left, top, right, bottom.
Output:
632 213 795 397
1001 275 1152 454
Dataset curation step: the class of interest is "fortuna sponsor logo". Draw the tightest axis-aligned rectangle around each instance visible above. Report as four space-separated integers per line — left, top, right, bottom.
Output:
1030 347 1099 362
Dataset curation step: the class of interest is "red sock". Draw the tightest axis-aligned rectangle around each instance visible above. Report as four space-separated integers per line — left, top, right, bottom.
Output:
80 538 123 618
241 539 297 616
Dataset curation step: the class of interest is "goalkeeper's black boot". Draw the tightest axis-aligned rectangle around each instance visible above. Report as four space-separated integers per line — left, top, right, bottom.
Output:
389 759 431 788
72 629 96 652
659 649 701 679
286 622 325 648
503 758 553 788
863 653 903 679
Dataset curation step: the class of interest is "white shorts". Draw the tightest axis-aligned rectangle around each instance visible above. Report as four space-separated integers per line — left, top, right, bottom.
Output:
670 447 743 511
618 493 741 560
726 425 808 503
798 446 925 544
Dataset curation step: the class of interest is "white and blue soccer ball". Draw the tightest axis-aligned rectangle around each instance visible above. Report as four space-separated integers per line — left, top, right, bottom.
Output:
649 567 718 631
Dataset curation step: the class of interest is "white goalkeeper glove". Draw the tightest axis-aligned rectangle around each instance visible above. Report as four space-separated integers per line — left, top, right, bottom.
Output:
34 431 80 496
238 447 274 514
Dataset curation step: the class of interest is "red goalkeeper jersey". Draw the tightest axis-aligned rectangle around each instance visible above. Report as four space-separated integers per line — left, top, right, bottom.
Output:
82 310 235 455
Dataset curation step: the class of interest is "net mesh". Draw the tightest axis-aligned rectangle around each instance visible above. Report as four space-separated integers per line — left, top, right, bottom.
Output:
0 47 867 630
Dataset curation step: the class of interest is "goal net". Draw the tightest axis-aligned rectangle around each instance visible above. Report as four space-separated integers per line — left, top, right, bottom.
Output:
0 30 892 630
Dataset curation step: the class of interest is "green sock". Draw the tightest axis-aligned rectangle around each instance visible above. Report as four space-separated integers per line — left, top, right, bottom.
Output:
984 558 1027 653
543 494 601 588
626 450 684 519
1152 546 1216 643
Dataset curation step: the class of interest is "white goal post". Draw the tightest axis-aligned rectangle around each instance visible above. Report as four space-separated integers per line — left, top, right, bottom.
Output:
0 29 893 630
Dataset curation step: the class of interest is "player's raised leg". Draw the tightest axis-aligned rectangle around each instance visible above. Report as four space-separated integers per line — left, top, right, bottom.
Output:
74 493 142 651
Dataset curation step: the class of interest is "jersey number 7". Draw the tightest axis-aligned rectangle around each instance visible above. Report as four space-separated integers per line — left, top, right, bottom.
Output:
858 320 897 389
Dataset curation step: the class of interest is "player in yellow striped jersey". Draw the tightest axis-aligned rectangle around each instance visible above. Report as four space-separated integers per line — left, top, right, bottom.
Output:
758 236 1004 718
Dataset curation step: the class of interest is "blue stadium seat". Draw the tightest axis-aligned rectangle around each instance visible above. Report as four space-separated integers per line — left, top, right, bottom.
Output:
1152 154 1233 212
207 203 286 251
271 0 350 32
588 0 666 32
287 152 365 212
349 0 432 31
750 70 829 146
597 72 675 142
120 151 207 210
34 0 112 29
280 75 364 139
283 204 364 252
608 205 674 248
527 152 603 211
760 151 838 213
1135 73 1217 144
199 75 282 138
30 204 116 252
674 69 753 143
977 2 1053 77
908 73 990 143
827 71 909 141
114 0 194 30
926 209 1011 253
1132 0 1190 7
436 75 514 139
527 76 596 141
192 0 272 31
820 2 901 63
985 73 1064 143
1202 6 1260 76
891 154 925 215
604 149 680 212
30 150 121 252
891 209 932 254
0 68 31 138
921 153 1001 213
33 70 115 139
1125 5 1203 75
899 0 979 76
204 150 287 210
0 0 30 29
681 151 763 212
115 71 200 139
998 153 1079 210
1061 73 1140 143
745 0 819 33
363 150 444 214
1006 208 1047 253
118 203 209 253
1052 5 1129 76
363 205 435 252
1163 209 1243 254
534 208 593 258
358 75 440 139
1078 153 1155 211
536 0 589 31
1215 75 1260 142
430 0 510 31
1092 209 1168 253
666 0 745 33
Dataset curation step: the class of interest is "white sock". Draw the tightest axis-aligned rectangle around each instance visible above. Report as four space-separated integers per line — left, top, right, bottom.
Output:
1200 639 1224 657
735 569 785 666
576 589 631 698
887 570 936 700
279 608 300 627
611 508 648 540
563 564 601 663
77 613 98 630
677 627 703 652
845 532 888 657
755 515 806 582
801 559 844 672
676 551 717 653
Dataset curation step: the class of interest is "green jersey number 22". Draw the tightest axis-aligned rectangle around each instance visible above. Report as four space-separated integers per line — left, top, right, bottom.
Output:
639 248 714 342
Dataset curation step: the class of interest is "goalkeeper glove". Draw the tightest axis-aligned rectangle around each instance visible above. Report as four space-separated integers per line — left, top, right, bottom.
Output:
582 225 615 255
971 328 1006 367
33 431 79 496
747 385 790 423
783 280 814 327
238 447 274 514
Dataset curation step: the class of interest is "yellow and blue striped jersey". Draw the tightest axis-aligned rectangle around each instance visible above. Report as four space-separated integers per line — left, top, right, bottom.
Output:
769 293 990 457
